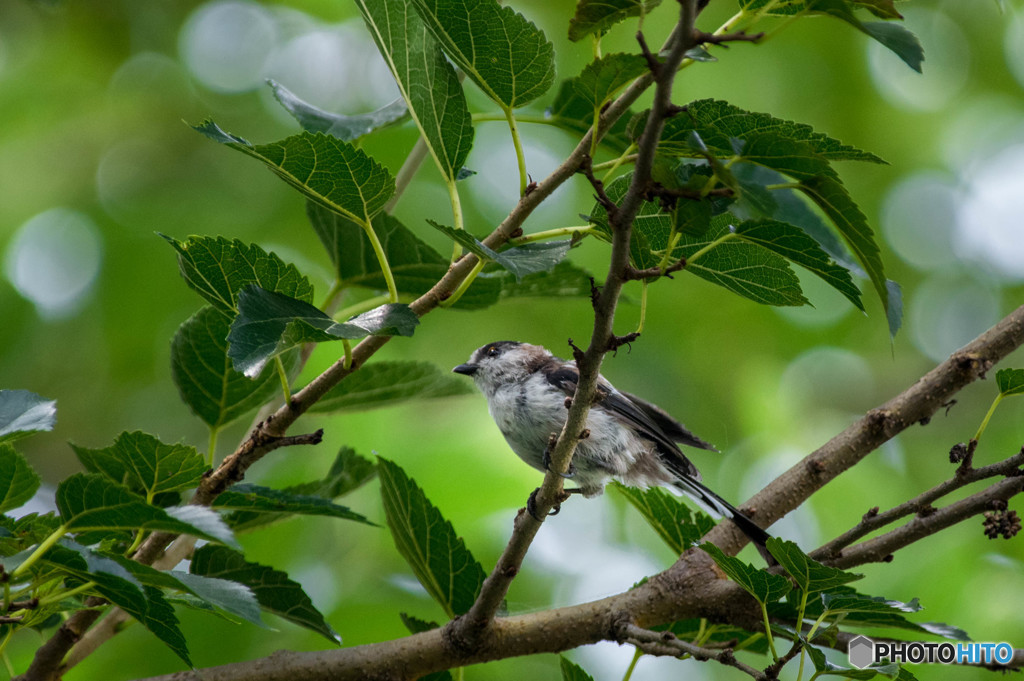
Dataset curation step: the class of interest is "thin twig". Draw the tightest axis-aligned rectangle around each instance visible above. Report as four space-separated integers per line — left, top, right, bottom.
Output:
617 623 768 680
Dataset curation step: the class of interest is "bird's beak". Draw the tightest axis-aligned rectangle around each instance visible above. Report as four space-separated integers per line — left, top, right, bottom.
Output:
453 363 478 376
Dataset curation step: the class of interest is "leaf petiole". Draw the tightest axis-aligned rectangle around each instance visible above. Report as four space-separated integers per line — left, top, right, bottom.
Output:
36 579 97 608
342 339 353 371
974 393 1003 442
508 225 593 246
503 107 529 196
207 426 219 468
439 258 486 308
10 525 70 579
685 232 738 266
275 356 291 403
360 217 399 303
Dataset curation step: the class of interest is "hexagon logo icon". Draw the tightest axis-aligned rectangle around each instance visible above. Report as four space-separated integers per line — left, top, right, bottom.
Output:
848 635 875 669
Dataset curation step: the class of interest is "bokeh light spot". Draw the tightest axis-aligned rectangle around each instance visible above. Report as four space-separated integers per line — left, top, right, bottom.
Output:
178 1 278 93
909 275 999 362
954 144 1024 280
881 172 961 271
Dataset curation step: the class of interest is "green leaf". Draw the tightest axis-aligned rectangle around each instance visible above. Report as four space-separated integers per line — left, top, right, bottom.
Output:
377 457 486 618
546 80 635 152
306 203 447 290
615 483 715 555
194 121 395 225
222 447 378 532
767 538 862 594
806 644 893 679
560 656 596 681
499 260 595 299
172 306 298 429
55 473 236 546
573 53 648 109
427 221 571 281
400 612 440 633
212 484 374 526
228 285 419 377
885 279 903 338
356 0 473 183
804 0 923 73
162 234 314 314
409 0 555 109
309 361 472 413
568 0 662 41
0 389 56 443
70 432 206 499
0 444 40 514
734 219 863 310
700 542 793 605
269 80 408 140
996 368 1024 397
191 544 339 643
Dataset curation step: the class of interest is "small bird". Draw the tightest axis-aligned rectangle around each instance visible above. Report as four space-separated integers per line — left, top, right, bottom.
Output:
453 340 771 551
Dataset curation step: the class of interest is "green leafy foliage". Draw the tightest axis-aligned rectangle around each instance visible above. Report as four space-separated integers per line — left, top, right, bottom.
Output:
615 483 715 555
573 53 648 109
357 0 473 183
700 542 793 604
71 431 206 500
377 457 486 618
227 285 419 377
190 544 339 643
163 235 314 314
767 538 862 594
194 121 395 225
269 80 408 140
0 389 56 443
546 80 636 152
0 444 41 514
560 655 596 681
805 644 899 679
800 0 923 72
568 0 661 41
212 484 374 526
172 306 297 429
55 473 236 546
996 368 1024 397
427 220 572 281
409 0 555 109
309 361 471 413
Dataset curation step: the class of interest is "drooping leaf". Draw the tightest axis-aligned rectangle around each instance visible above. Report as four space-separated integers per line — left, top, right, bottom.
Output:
0 512 61 557
356 0 473 183
227 285 419 377
427 221 571 281
499 260 594 299
0 389 56 443
568 0 662 41
808 0 923 73
0 444 40 514
572 53 648 109
806 644 895 679
269 80 408 140
162 234 314 314
734 219 863 310
70 431 206 499
212 484 374 526
767 538 862 594
615 483 715 555
194 121 395 225
191 544 339 643
309 361 472 413
546 79 636 152
560 656 597 681
401 612 440 633
409 0 555 109
377 457 486 618
55 473 236 546
996 368 1024 397
172 306 298 429
700 542 792 605
885 279 903 338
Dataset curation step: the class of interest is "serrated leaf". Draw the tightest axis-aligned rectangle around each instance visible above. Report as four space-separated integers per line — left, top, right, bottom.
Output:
309 361 472 413
806 0 923 73
400 612 440 634
568 0 661 41
546 80 635 152
427 221 571 281
194 121 395 225
806 644 890 679
560 656 596 681
0 389 56 443
378 457 485 618
228 285 419 377
573 53 648 109
306 203 447 289
734 219 863 310
767 538 862 594
499 260 594 299
822 591 921 616
191 544 339 643
885 279 903 338
55 473 236 546
70 432 206 499
356 0 473 183
171 571 265 628
212 484 374 526
269 80 408 140
172 306 298 429
0 444 40 514
163 234 314 314
410 0 554 109
996 368 1024 397
700 542 792 604
615 483 715 555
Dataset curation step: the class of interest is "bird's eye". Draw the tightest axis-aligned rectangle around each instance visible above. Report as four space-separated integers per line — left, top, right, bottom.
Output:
486 345 500 357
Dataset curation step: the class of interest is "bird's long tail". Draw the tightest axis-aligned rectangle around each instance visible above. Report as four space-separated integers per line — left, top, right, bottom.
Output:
671 475 773 560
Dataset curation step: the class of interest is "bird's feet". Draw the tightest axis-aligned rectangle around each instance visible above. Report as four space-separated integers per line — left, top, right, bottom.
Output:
542 435 576 479
526 487 582 521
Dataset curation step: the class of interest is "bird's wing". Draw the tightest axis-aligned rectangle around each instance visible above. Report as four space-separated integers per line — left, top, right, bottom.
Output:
618 390 718 452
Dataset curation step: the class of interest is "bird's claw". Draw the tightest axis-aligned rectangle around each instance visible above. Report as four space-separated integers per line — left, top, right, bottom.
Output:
542 440 577 479
527 488 561 521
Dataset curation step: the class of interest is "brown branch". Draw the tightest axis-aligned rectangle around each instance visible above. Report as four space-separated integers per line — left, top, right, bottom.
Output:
694 29 764 46
617 623 768 680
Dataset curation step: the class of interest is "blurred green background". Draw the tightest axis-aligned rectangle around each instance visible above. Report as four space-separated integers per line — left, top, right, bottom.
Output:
2 0 1023 678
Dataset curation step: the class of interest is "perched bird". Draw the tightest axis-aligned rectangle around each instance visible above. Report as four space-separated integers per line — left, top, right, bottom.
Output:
453 340 771 551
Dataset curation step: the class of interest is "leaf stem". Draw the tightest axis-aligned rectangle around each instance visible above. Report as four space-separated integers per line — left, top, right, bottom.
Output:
342 339 353 371
598 145 638 184
11 526 70 579
974 393 1003 442
361 218 399 303
439 258 486 308
336 293 394 321
36 580 97 608
207 426 219 468
275 356 291 403
125 529 147 557
621 648 642 681
0 627 14 676
508 225 593 245
503 106 529 196
635 281 648 335
447 181 465 261
685 231 738 266
761 602 779 661
320 280 346 313
795 588 810 681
